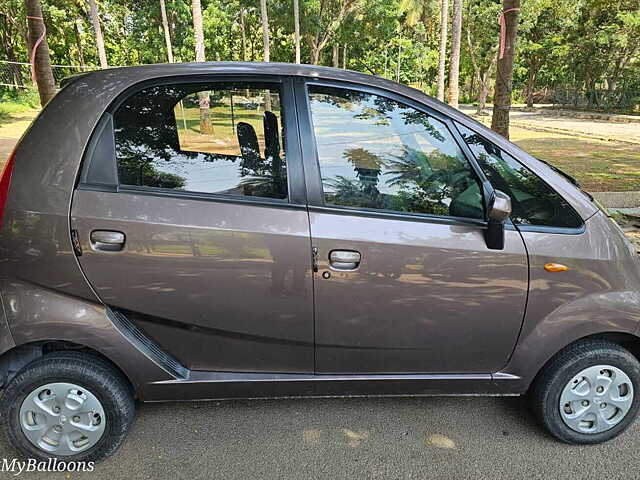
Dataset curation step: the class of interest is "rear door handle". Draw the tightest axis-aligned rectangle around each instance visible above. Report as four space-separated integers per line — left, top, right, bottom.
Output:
329 250 361 271
90 230 125 252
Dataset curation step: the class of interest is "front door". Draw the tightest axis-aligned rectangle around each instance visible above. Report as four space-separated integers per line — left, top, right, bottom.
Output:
71 77 314 373
299 82 529 374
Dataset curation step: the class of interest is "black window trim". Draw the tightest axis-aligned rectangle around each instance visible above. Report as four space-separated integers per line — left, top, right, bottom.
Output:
452 121 586 235
297 78 493 227
78 74 308 208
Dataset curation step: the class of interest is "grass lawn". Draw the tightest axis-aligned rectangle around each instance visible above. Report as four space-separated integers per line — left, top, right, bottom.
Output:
175 102 281 156
0 102 39 139
509 127 640 192
0 102 40 166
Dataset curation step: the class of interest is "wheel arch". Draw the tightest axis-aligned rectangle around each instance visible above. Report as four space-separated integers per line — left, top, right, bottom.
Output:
517 331 640 394
0 340 137 398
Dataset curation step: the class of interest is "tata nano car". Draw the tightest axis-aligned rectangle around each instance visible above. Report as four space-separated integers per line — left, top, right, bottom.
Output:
1 62 639 462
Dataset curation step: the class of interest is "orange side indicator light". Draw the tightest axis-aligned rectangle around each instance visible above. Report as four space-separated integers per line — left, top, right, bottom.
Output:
544 263 569 272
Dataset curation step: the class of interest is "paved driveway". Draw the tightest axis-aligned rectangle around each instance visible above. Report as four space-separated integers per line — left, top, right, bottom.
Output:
1 395 638 479
0 138 16 168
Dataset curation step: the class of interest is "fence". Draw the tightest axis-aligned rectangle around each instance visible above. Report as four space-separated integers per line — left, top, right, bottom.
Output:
0 60 99 89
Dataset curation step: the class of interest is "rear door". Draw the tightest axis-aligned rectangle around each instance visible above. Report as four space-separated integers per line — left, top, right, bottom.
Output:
297 80 529 374
71 76 314 373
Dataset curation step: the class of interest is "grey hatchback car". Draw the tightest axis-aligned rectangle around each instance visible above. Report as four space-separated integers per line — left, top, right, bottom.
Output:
1 62 639 462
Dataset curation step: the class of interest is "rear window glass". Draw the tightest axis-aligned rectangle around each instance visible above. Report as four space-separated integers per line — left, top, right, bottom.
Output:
455 122 583 229
113 83 288 201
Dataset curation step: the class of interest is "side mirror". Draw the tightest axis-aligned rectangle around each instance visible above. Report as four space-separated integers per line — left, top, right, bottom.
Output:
485 190 512 250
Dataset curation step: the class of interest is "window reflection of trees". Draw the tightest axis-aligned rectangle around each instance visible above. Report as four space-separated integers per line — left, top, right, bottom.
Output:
311 87 482 218
457 123 582 228
114 84 287 200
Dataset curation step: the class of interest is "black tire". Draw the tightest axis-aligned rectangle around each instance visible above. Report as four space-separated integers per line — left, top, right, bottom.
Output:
0 351 135 463
530 339 640 444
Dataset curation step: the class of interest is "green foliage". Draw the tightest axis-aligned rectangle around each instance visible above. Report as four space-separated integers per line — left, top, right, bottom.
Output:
0 0 637 110
0 87 39 107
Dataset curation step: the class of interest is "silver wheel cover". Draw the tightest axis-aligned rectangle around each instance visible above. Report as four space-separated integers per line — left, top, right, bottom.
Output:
19 382 106 456
559 365 634 434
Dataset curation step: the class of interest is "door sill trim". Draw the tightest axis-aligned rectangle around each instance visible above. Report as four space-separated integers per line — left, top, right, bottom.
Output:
152 371 492 385
140 371 523 401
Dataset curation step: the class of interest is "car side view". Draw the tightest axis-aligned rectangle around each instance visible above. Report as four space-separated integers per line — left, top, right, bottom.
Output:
1 62 640 462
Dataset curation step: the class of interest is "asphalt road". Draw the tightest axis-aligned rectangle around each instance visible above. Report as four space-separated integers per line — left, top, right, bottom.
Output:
1 395 639 479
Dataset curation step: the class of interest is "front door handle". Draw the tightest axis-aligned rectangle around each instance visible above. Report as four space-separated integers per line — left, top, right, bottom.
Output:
90 230 125 252
329 250 361 271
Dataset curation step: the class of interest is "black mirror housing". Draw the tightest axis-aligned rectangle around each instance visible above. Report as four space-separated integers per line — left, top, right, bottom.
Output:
485 190 512 250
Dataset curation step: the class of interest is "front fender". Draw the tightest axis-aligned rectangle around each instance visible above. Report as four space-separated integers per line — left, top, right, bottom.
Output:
498 290 640 393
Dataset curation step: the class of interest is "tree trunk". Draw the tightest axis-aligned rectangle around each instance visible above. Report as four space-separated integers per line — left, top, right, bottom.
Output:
73 20 85 67
437 0 449 102
332 44 339 68
383 47 388 77
260 0 270 62
25 0 56 106
87 0 108 68
491 0 520 139
477 81 490 115
259 0 272 109
475 52 497 115
239 7 247 61
342 44 346 69
160 0 174 63
310 47 320 65
192 0 205 62
293 0 301 63
396 43 402 82
191 0 211 133
476 59 495 115
525 65 537 108
447 0 462 108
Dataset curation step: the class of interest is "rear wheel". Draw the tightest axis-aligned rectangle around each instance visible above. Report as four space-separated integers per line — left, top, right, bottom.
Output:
1 351 135 462
531 340 640 444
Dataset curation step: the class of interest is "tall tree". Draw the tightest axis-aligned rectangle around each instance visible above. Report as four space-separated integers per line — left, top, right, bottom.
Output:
191 0 211 133
260 0 270 61
447 0 462 108
87 0 107 68
305 0 361 65
73 20 85 67
25 0 55 105
437 0 448 101
239 6 247 61
293 0 301 63
192 0 205 62
160 0 174 63
491 0 520 138
465 0 500 114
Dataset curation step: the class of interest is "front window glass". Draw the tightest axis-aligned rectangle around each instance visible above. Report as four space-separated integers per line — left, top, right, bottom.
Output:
456 122 583 228
113 83 287 200
308 86 483 219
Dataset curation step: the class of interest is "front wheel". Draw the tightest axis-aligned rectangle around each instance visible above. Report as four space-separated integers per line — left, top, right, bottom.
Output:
530 339 640 444
1 351 135 462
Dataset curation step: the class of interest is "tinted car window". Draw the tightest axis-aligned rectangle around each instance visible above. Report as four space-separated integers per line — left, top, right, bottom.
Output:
308 86 483 219
456 122 583 228
113 83 287 200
